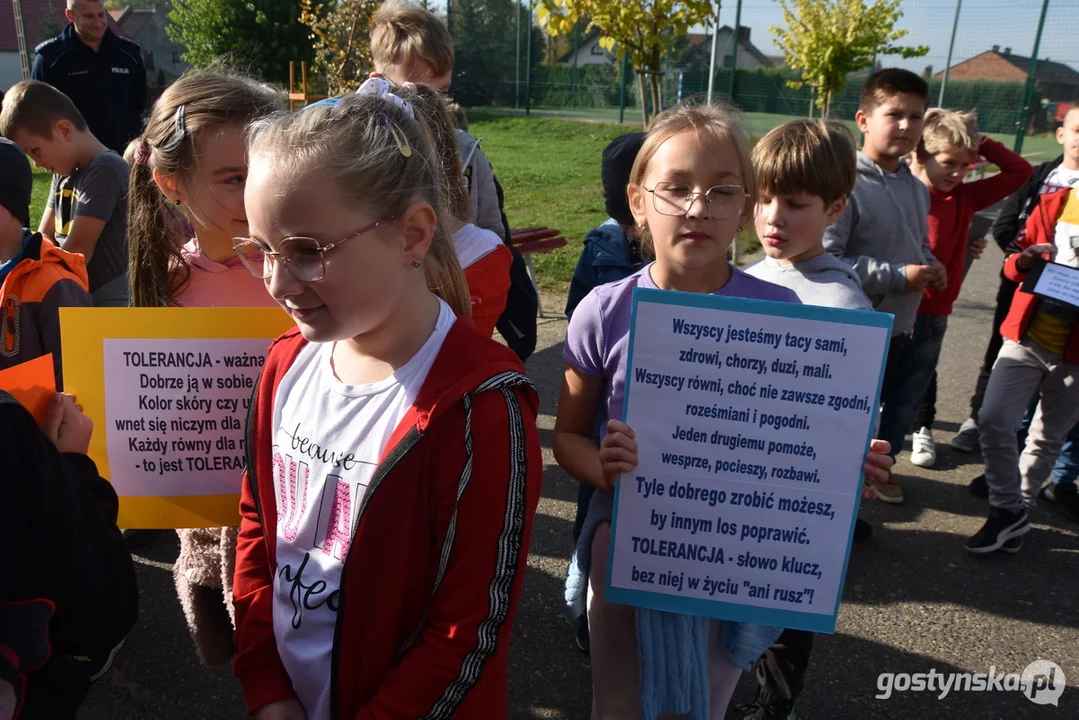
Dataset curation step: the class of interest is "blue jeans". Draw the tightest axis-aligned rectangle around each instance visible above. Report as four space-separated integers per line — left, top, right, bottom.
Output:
1019 393 1079 485
879 314 949 459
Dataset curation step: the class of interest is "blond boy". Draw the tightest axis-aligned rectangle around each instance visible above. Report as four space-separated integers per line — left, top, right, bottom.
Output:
370 1 538 360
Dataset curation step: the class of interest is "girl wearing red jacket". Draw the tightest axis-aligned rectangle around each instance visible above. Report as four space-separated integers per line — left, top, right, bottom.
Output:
399 81 512 338
230 83 543 719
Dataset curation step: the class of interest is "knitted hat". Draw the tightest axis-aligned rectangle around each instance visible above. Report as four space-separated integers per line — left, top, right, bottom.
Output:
0 138 32 227
601 132 646 227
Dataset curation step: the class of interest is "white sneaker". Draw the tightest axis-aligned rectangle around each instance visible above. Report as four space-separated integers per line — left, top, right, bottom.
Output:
910 427 936 467
950 417 979 452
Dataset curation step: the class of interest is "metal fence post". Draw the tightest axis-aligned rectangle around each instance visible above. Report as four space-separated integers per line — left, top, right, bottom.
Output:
726 0 742 101
570 23 580 109
1014 0 1051 155
938 0 962 107
619 52 629 123
515 0 521 110
525 1 533 116
707 2 721 104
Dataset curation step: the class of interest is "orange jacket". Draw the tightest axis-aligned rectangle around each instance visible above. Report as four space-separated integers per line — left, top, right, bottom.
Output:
1 233 91 389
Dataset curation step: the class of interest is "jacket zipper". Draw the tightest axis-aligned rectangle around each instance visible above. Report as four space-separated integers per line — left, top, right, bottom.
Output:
328 426 424 719
243 381 262 526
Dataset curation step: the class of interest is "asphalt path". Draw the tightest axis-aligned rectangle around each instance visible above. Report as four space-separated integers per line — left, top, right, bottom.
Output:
82 238 1077 719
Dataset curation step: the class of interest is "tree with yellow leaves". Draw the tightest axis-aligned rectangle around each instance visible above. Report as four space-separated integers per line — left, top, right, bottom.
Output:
300 0 380 96
537 0 714 126
771 0 927 118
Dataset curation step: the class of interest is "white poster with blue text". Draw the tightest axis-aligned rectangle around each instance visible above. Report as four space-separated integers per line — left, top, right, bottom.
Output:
606 288 892 633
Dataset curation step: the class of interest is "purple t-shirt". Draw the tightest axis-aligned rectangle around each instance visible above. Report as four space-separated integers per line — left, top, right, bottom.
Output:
563 262 800 440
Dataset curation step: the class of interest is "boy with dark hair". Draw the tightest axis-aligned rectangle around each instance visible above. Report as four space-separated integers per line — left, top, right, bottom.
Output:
0 80 130 307
371 2 539 360
0 390 138 718
823 68 944 503
566 132 649 318
0 137 91 389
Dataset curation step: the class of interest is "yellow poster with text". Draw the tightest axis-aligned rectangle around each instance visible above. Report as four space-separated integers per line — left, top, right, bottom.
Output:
61 308 294 529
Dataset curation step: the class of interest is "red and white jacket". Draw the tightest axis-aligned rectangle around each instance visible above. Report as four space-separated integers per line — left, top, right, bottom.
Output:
1002 186 1079 363
455 224 512 338
232 319 543 718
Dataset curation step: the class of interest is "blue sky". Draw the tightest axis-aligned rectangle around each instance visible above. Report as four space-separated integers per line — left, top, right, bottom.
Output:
462 0 1079 73
714 0 1078 74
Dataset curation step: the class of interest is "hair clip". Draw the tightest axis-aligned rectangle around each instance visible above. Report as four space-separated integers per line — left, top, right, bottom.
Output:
304 97 343 110
382 112 413 158
134 140 152 167
356 77 415 120
173 104 187 143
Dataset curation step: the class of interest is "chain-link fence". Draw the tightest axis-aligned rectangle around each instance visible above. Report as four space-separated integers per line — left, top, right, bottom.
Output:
450 0 1078 155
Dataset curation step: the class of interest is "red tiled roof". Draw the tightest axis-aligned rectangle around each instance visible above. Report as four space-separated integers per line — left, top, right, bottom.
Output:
115 9 153 39
1 0 65 52
1 0 130 53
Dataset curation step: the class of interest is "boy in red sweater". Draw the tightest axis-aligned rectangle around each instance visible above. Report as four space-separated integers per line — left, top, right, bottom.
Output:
902 110 1032 467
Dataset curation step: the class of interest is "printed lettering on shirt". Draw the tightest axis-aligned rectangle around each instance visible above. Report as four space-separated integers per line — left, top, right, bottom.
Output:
272 421 376 628
273 450 310 543
279 551 340 630
315 477 355 561
112 67 130 74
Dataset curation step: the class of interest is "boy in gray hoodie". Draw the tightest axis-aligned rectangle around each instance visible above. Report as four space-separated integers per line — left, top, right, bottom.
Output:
823 69 945 503
745 117 886 720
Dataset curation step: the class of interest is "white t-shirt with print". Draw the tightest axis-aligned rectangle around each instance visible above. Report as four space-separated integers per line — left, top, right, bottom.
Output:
1045 165 1079 191
270 299 455 719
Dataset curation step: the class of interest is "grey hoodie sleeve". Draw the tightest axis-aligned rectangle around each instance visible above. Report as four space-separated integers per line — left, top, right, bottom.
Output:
38 279 93 389
822 194 908 297
468 146 508 240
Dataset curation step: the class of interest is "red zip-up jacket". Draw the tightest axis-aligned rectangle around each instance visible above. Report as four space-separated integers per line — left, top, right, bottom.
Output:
918 137 1033 316
232 319 543 718
1001 186 1079 363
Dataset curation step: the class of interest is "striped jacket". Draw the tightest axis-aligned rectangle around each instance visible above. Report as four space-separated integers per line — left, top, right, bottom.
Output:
233 320 543 718
1 233 91 389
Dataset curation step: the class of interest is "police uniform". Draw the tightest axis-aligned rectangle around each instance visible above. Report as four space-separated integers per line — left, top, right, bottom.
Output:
32 24 147 153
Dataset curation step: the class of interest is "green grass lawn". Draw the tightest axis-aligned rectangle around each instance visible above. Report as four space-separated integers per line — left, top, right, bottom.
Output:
471 113 760 290
479 105 1065 166
30 167 52 231
473 110 1065 290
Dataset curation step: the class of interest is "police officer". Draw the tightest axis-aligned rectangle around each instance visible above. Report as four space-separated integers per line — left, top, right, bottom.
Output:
32 0 147 153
